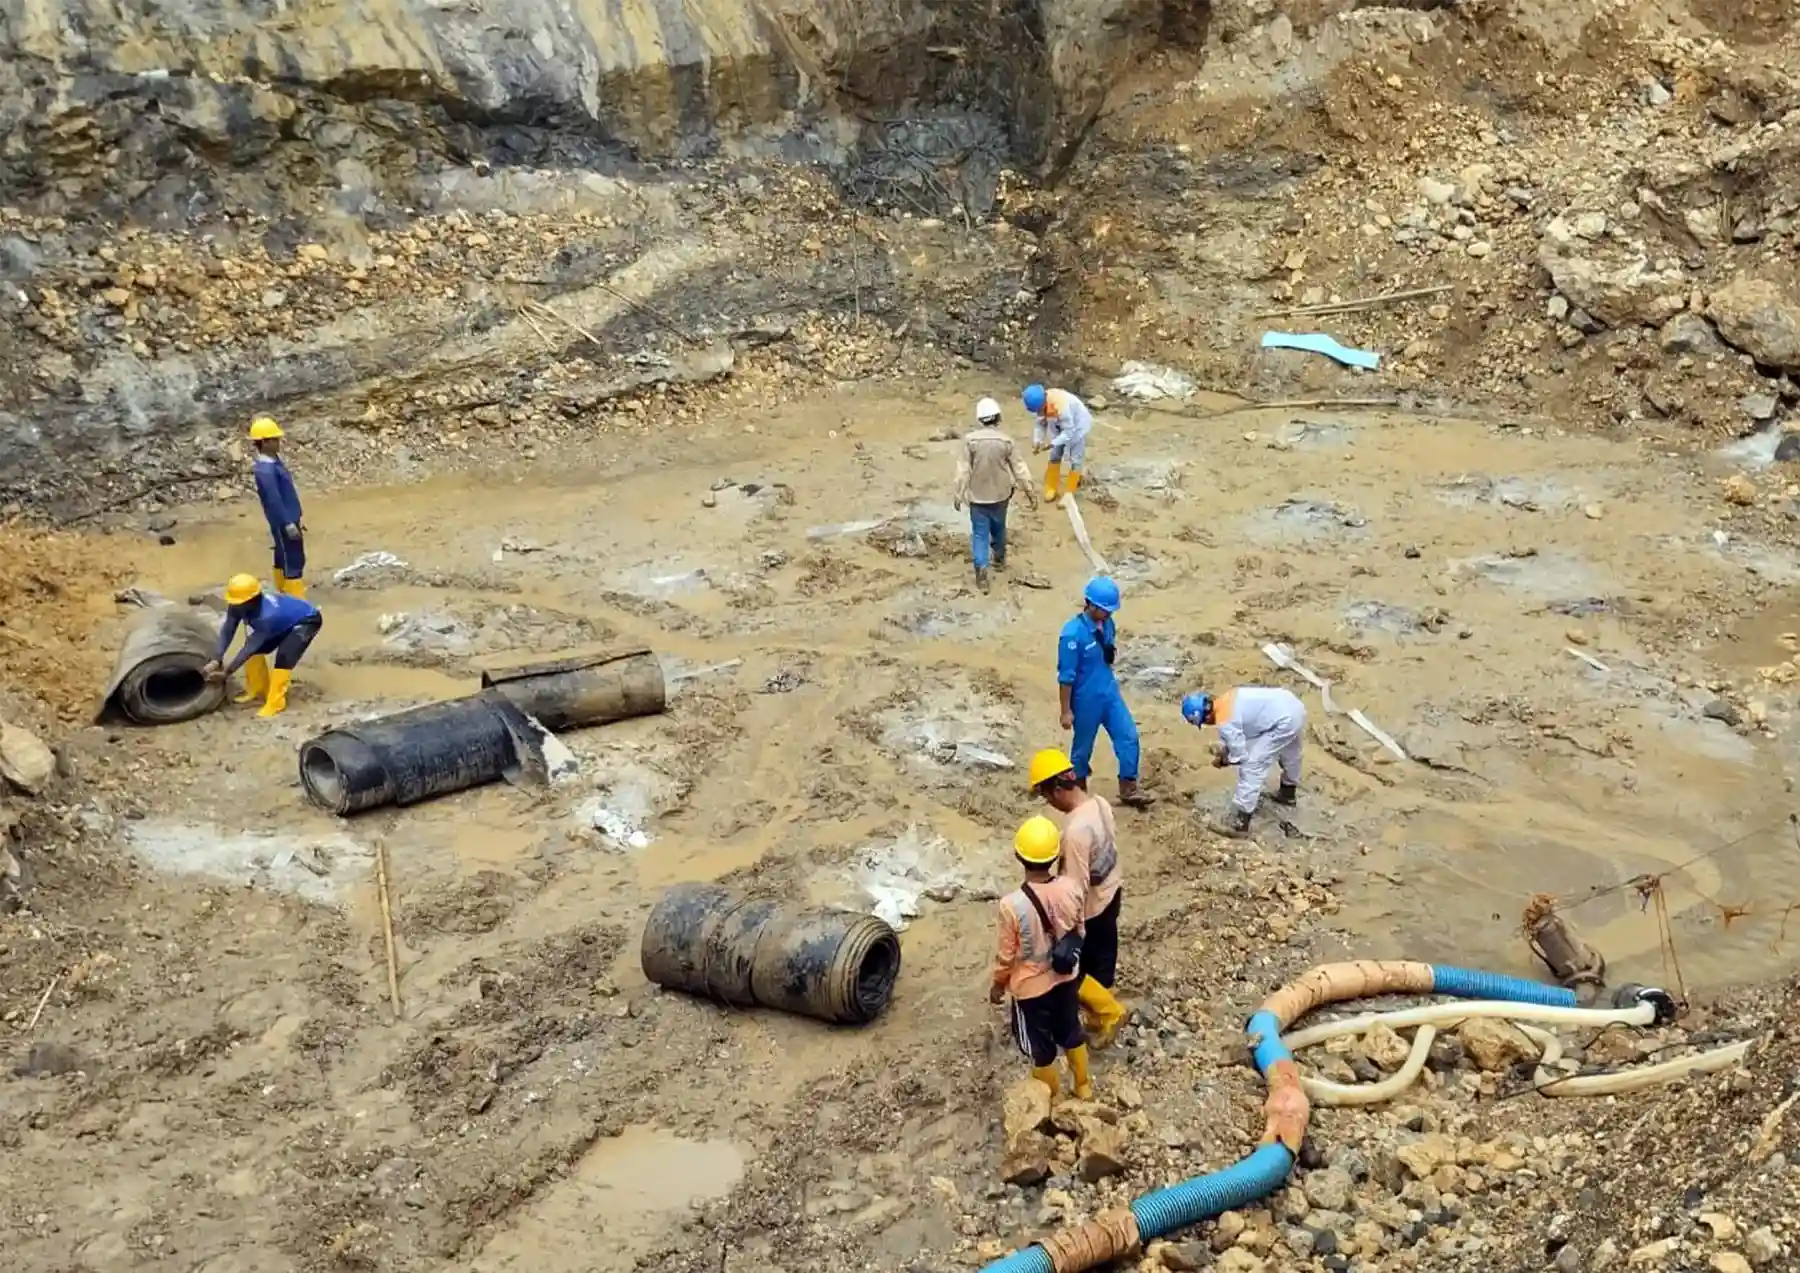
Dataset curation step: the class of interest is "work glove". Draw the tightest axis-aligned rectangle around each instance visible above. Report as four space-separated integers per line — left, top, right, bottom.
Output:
283 522 301 540
1212 744 1231 769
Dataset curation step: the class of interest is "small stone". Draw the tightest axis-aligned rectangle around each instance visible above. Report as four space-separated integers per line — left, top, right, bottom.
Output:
1722 474 1757 506
298 243 329 260
1396 1134 1456 1179
1744 1229 1779 1266
1466 241 1491 258
1556 1245 1584 1273
1002 1077 1053 1138
1566 628 1590 646
1001 1131 1054 1186
1629 1238 1676 1265
1358 1021 1412 1071
1159 1244 1206 1272
1216 1250 1267 1273
1741 393 1780 422
1456 1018 1537 1071
1583 503 1604 520
1591 1238 1622 1271
1702 698 1742 727
1213 1211 1248 1252
1076 1119 1129 1182
1302 1167 1354 1212
1548 295 1571 321
1644 79 1673 107
1700 1211 1741 1242
1711 1255 1751 1273
1419 177 1457 206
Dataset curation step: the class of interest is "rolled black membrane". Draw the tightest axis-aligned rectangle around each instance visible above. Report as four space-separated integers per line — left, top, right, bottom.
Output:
641 882 902 1025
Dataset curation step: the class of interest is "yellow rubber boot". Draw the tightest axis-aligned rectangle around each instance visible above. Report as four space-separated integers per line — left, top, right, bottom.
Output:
1063 470 1082 497
279 577 307 600
1066 1044 1094 1100
1043 464 1061 503
1077 976 1128 1049
234 655 270 704
1029 1064 1063 1103
258 669 292 718
272 568 287 592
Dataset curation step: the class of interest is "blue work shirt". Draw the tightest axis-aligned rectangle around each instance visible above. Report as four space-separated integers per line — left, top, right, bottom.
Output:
217 590 320 662
1057 612 1118 703
254 456 303 538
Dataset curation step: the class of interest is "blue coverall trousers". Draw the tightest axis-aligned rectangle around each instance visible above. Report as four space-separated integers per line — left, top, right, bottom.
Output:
1071 692 1140 783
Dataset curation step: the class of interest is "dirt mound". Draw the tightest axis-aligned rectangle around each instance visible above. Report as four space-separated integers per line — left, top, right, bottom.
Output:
0 527 128 720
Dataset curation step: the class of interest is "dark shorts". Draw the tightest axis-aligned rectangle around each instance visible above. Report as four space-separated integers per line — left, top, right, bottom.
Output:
1011 978 1085 1066
251 616 323 670
272 532 306 580
1083 889 1122 989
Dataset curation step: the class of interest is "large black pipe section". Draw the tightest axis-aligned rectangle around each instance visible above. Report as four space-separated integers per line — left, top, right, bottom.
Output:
97 603 228 725
299 690 543 815
299 648 668 816
641 883 902 1025
480 648 665 732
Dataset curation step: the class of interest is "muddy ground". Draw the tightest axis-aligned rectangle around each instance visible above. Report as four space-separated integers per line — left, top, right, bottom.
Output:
4 378 1800 1272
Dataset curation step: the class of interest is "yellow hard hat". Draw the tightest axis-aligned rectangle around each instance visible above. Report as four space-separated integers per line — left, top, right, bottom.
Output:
1028 747 1077 788
248 416 284 441
224 574 263 606
1014 815 1062 865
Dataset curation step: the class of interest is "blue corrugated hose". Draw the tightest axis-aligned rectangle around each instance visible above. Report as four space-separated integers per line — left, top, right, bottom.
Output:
977 964 1573 1271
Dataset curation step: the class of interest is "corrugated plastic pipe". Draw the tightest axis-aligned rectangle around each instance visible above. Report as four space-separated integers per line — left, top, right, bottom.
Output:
977 963 1579 1273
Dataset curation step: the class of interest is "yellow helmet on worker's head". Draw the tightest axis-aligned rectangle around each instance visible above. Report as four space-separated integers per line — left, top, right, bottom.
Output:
248 416 284 441
1014 815 1062 866
224 574 263 606
1027 747 1077 789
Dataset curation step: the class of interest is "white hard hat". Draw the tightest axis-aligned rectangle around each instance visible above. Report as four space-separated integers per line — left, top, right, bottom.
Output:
975 396 1002 422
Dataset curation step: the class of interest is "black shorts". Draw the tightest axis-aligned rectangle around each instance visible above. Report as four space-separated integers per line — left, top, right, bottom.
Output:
252 616 323 670
1083 889 1122 989
272 532 306 580
1011 978 1085 1066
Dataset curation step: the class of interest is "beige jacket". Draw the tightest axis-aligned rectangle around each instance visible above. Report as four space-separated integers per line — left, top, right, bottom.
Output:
954 427 1035 507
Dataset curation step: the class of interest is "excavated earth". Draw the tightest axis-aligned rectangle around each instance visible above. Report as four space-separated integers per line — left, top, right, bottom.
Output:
4 3 1800 1273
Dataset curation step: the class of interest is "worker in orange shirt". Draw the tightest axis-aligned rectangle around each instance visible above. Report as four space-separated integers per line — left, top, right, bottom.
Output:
990 815 1093 1100
1028 747 1129 1047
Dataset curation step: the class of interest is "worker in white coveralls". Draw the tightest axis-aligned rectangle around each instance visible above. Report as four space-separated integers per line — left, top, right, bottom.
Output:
1022 383 1093 504
952 396 1038 594
1181 686 1307 838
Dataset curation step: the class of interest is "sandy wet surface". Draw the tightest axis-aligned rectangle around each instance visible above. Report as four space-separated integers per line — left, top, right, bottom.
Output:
13 380 1800 1270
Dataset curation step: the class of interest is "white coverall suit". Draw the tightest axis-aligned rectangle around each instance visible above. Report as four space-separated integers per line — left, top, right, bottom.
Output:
1217 686 1307 815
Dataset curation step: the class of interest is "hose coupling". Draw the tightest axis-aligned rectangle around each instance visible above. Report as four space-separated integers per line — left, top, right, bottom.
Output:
1613 983 1679 1025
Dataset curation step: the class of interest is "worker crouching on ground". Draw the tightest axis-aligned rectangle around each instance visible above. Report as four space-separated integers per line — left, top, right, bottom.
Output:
249 416 307 599
1182 685 1307 838
991 815 1093 1101
1023 383 1093 504
204 574 324 718
952 396 1038 594
1029 747 1129 1047
1057 575 1151 808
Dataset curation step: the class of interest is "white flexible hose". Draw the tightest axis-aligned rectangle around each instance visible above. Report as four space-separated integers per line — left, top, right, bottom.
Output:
1300 1024 1437 1105
1281 999 1655 1052
1285 999 1753 1105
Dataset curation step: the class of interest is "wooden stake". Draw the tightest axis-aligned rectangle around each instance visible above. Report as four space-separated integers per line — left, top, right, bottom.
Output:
1253 284 1454 320
25 975 57 1031
375 842 402 1018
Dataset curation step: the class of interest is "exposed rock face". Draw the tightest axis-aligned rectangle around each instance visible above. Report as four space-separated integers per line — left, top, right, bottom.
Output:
1538 214 1687 329
0 0 1171 221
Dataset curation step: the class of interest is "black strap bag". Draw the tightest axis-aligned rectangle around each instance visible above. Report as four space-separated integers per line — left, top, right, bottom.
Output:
1021 884 1084 976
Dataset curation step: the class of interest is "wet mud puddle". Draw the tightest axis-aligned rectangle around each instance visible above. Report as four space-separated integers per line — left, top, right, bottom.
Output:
461 1127 745 1272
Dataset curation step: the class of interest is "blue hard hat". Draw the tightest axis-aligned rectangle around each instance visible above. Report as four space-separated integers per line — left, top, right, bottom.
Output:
1082 575 1121 612
1181 691 1212 726
1022 383 1047 413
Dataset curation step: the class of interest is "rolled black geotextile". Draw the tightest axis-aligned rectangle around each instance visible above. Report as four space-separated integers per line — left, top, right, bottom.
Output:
298 690 545 816
640 882 902 1025
97 605 228 726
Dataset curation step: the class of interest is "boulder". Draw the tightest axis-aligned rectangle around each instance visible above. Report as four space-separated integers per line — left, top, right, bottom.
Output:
1356 1021 1413 1072
1075 1116 1129 1182
0 724 55 795
1002 1075 1054 1138
1456 1018 1538 1072
1002 1130 1056 1186
1538 218 1686 328
1708 278 1800 373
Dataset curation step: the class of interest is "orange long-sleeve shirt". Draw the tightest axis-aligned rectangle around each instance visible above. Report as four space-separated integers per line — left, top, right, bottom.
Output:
1057 794 1121 921
990 873 1085 1000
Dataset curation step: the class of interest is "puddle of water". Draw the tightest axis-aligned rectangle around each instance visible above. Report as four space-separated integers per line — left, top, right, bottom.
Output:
126 821 371 905
1277 420 1354 450
1434 474 1575 512
1677 532 1800 586
1716 423 1792 470
1088 458 1186 493
1240 497 1370 543
464 1127 744 1273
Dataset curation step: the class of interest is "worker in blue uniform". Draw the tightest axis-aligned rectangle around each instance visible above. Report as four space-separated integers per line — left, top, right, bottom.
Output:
1056 576 1151 808
249 416 307 599
203 574 323 718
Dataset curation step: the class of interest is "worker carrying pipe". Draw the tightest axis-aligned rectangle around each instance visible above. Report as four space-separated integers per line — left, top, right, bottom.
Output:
203 574 323 718
1029 747 1129 1048
1022 383 1092 504
1058 576 1151 808
991 816 1093 1102
248 416 308 599
952 395 1038 595
1182 685 1307 838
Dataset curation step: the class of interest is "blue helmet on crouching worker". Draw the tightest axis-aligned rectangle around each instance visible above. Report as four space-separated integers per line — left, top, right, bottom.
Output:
1022 383 1047 414
1181 691 1213 727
